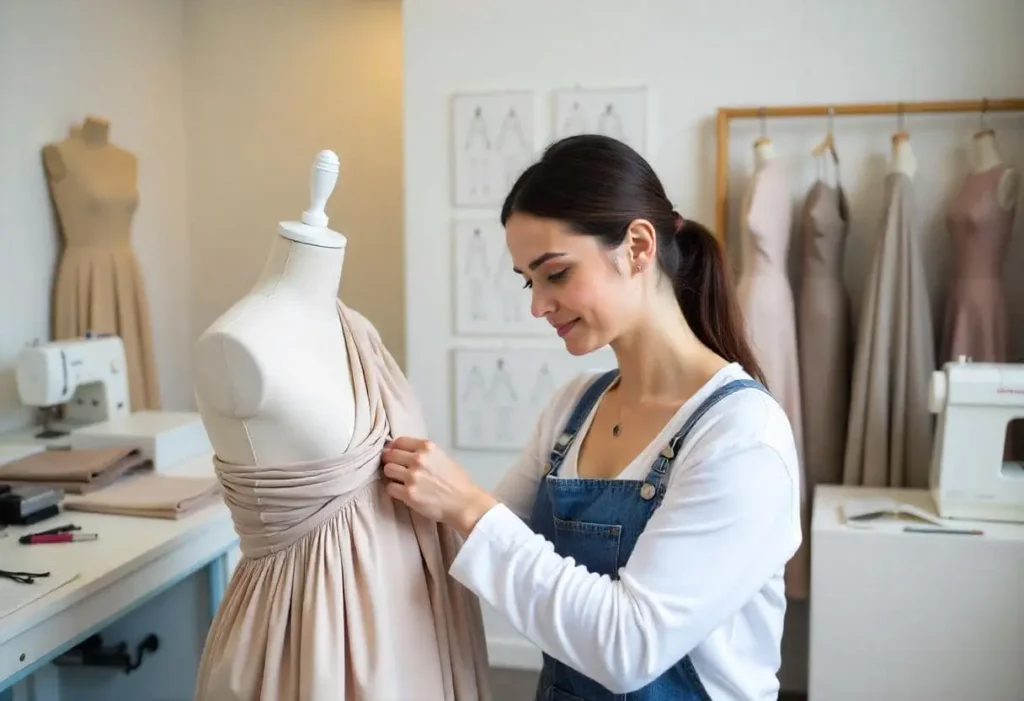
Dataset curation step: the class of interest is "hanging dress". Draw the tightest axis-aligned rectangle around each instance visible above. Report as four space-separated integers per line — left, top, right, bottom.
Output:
42 134 161 411
942 164 1016 364
943 163 1019 459
736 158 807 600
798 177 851 490
194 302 492 701
843 172 935 488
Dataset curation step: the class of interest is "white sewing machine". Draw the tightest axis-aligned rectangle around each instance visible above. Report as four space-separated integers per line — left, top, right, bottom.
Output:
12 334 211 470
15 334 131 426
928 358 1024 523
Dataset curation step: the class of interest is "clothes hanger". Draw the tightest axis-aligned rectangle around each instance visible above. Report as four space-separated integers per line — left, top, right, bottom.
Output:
753 106 772 148
973 97 995 140
811 106 839 165
891 102 910 146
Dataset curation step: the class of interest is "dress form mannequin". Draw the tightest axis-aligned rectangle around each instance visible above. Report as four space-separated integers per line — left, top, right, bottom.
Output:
890 131 918 179
971 129 1020 209
42 115 161 412
193 152 491 701
193 151 355 465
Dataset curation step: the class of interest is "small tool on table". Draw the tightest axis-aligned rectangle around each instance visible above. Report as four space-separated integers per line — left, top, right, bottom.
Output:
19 523 96 545
0 567 51 584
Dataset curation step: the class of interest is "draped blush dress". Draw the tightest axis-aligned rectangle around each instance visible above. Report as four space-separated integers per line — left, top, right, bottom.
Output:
193 303 492 701
736 158 808 601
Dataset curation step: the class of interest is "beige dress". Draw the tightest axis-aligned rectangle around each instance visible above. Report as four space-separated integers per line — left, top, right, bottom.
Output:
736 159 808 600
942 164 1016 363
844 172 935 488
194 303 492 701
43 134 161 411
798 180 851 490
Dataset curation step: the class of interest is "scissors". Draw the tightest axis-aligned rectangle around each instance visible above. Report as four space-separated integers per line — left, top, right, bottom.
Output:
0 568 51 584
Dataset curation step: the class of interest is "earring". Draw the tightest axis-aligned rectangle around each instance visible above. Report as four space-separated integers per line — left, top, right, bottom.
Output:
635 263 644 273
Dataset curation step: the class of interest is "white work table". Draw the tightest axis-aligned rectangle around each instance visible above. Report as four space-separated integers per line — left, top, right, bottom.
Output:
808 485 1024 701
0 454 238 700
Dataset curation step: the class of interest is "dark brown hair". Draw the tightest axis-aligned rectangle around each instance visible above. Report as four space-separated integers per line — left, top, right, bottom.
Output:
500 134 765 386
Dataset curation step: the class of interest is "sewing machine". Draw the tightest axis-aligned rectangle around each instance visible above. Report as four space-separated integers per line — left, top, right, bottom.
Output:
12 334 211 471
928 358 1024 523
15 334 131 429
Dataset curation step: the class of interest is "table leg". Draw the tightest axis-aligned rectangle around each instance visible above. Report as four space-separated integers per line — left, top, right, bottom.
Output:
207 553 228 620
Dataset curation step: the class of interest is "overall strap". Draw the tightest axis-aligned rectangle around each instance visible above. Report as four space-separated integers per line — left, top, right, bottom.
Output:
545 370 619 477
643 379 771 502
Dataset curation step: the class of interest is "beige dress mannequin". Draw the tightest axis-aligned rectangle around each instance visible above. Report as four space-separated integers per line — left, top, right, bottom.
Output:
798 169 851 491
42 116 161 411
192 152 490 701
941 129 1019 363
844 132 935 489
736 139 808 600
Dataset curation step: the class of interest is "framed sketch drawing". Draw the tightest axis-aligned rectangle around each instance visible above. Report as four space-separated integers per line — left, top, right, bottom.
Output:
452 218 549 336
452 346 617 451
451 91 537 208
552 86 649 155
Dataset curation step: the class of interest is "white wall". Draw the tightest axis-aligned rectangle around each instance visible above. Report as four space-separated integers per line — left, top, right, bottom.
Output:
183 0 406 368
0 0 192 433
403 0 1024 691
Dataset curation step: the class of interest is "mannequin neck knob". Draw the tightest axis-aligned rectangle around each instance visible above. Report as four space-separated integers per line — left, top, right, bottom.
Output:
302 150 340 227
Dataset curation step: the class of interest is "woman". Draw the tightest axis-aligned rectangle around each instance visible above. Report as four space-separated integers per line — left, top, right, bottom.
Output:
383 134 801 700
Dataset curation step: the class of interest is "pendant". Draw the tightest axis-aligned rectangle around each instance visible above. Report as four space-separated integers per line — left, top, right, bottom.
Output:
612 423 621 437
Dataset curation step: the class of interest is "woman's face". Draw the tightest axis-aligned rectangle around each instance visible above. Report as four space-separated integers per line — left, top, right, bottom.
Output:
505 212 638 355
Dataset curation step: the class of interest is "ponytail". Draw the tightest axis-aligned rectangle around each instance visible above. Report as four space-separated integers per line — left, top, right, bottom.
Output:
498 134 766 386
673 221 767 387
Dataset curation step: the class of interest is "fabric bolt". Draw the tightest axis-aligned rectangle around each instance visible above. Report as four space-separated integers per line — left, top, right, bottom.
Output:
844 172 935 489
194 301 491 701
736 158 808 600
942 164 1016 364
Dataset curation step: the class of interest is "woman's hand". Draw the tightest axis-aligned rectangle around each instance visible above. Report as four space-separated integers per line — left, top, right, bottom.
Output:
382 437 498 537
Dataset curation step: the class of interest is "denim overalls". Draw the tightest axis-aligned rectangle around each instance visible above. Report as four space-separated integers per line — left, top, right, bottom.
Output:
528 369 770 700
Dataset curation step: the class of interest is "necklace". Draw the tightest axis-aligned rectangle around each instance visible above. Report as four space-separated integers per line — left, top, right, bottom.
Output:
610 377 623 437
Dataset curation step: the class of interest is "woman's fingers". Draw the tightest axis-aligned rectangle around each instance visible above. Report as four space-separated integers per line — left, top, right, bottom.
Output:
385 480 410 503
386 436 426 452
382 462 408 483
381 447 419 467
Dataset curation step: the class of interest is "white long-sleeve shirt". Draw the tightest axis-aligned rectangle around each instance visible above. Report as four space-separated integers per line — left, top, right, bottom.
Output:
449 363 802 699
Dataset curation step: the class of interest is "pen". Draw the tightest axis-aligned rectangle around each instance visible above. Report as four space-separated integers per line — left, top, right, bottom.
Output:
18 524 80 544
23 533 98 544
903 526 983 536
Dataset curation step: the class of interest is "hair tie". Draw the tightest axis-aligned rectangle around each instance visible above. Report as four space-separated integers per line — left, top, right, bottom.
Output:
672 210 685 235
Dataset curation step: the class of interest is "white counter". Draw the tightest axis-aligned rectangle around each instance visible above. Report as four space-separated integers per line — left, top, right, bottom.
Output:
808 485 1024 701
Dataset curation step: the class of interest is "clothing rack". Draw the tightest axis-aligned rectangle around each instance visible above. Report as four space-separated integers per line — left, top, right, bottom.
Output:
713 97 1024 243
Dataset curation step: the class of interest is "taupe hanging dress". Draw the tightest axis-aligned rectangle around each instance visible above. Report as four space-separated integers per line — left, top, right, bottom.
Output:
798 171 851 491
843 172 935 488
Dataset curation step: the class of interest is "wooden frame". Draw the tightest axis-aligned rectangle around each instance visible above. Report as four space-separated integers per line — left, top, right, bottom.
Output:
713 97 1024 242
